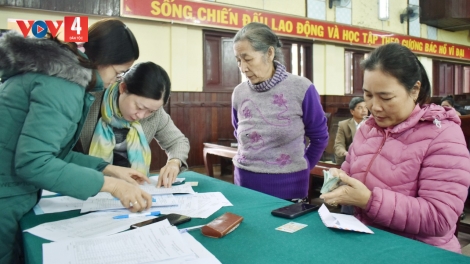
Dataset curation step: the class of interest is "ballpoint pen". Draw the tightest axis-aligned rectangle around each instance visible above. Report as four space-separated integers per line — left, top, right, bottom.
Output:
113 211 161 219
178 225 205 233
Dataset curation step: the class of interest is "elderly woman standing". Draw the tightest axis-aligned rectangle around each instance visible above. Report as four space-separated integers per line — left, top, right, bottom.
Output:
320 43 470 253
231 22 329 201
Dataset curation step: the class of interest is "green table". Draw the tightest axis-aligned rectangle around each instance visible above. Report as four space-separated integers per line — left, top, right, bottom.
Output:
21 171 470 263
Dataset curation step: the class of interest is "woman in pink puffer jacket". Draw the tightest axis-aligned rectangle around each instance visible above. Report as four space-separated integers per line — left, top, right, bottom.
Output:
320 43 470 253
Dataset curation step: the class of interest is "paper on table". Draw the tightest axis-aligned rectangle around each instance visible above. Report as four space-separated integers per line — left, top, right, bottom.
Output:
155 192 233 219
33 196 84 215
80 193 178 213
42 220 203 264
25 211 158 242
140 181 195 195
318 204 374 234
149 175 185 184
96 192 233 219
159 232 221 264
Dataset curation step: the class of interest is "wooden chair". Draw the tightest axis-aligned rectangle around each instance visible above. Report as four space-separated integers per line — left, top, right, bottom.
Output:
459 115 470 147
456 115 470 236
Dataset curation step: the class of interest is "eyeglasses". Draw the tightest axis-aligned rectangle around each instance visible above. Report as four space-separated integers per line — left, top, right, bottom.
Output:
112 65 128 82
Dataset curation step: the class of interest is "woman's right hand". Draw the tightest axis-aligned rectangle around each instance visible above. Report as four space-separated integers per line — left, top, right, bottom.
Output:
101 176 153 212
103 165 150 185
319 168 371 209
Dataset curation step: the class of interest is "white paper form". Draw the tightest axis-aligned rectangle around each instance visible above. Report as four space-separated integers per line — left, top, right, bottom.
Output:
149 175 185 184
318 204 374 234
158 232 221 264
80 194 178 213
43 220 195 264
156 192 233 219
141 182 196 195
25 212 158 242
158 194 199 212
33 196 84 215
188 192 233 218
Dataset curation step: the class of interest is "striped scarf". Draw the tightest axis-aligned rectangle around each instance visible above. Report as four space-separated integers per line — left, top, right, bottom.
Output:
247 60 288 92
89 83 151 175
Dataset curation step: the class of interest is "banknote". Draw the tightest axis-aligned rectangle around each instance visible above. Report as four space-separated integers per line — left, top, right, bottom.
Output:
320 170 341 194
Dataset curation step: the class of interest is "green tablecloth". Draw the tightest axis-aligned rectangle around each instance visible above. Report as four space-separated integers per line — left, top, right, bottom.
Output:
20 171 470 263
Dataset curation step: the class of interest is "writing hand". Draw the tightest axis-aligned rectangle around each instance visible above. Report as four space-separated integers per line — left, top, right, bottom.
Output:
101 177 153 212
157 159 181 188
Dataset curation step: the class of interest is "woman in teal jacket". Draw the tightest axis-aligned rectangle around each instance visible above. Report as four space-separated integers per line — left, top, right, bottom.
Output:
0 19 152 263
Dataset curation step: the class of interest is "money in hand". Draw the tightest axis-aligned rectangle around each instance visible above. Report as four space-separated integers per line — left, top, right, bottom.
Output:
320 170 341 194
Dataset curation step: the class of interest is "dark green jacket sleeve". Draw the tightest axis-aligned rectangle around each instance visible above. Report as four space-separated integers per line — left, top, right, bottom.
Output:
14 75 104 200
63 151 109 172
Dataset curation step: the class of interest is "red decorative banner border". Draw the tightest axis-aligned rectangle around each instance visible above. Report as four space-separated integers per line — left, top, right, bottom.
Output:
121 0 470 61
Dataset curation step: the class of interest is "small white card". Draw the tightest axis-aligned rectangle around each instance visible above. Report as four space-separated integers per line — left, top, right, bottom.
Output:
275 222 307 233
318 204 374 234
187 181 198 186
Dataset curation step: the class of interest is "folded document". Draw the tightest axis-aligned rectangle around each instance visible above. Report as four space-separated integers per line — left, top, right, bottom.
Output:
318 204 373 234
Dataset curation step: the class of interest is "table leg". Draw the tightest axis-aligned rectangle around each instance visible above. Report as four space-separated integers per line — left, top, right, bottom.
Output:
203 148 214 177
220 157 232 176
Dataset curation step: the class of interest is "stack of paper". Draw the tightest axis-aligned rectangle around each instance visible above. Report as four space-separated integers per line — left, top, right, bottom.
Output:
140 182 196 195
33 176 233 222
33 196 84 214
25 212 159 241
34 179 197 215
155 192 233 218
320 170 341 194
80 193 178 213
42 219 221 264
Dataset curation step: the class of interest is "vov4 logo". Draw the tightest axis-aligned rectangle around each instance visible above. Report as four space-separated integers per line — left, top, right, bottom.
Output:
16 16 88 42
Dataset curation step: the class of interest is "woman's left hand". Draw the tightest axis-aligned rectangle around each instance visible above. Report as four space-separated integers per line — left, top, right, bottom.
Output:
103 165 150 185
320 168 372 209
157 159 181 188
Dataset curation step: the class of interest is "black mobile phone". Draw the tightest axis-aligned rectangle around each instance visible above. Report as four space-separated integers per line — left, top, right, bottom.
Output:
172 180 185 186
130 213 191 229
271 203 320 219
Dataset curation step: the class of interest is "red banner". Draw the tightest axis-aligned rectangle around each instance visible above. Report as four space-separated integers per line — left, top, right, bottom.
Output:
122 0 470 61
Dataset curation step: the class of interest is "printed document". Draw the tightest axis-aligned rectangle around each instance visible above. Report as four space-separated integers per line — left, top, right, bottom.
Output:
33 196 84 215
80 193 177 213
25 211 158 241
43 219 220 264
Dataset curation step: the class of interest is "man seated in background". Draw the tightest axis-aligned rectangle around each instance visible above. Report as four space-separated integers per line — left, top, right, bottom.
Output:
441 95 464 116
333 97 368 165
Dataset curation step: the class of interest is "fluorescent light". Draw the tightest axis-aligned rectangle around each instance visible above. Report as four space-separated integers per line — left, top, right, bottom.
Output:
378 0 389 21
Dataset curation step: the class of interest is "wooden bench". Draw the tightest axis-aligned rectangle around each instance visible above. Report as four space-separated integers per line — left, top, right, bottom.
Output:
203 142 237 181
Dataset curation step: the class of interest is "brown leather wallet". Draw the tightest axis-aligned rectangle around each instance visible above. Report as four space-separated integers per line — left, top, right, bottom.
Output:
201 212 243 238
